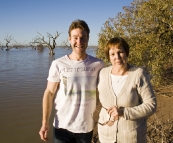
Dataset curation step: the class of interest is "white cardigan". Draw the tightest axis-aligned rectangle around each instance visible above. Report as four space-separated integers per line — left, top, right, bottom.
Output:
97 65 157 143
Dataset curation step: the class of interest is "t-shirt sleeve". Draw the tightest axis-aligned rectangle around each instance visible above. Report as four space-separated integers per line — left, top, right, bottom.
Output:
47 60 60 82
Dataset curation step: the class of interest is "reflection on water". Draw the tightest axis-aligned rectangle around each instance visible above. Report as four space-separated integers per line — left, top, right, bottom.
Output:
0 47 96 143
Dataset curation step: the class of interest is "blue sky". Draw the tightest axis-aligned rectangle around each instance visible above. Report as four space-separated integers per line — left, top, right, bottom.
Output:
0 0 133 46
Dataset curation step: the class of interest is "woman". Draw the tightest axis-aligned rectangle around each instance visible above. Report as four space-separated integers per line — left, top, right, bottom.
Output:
97 37 157 143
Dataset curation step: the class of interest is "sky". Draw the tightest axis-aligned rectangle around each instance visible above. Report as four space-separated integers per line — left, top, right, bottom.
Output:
0 0 133 46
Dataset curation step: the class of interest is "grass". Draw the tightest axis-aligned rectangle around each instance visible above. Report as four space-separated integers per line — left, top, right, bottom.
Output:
147 113 173 143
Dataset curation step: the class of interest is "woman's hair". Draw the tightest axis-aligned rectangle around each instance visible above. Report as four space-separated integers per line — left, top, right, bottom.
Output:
104 37 130 61
68 19 90 37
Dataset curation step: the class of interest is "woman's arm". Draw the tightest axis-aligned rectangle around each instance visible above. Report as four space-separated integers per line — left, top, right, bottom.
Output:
124 69 157 120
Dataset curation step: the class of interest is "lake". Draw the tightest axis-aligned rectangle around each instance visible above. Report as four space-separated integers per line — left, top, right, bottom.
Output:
0 47 96 143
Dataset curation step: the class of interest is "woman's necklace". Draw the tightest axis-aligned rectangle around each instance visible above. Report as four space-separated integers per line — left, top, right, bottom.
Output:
111 66 129 83
115 76 124 83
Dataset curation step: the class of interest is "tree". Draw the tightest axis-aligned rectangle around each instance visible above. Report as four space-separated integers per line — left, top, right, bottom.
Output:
97 0 173 85
37 44 44 52
61 39 71 48
13 40 24 49
30 38 38 50
4 35 13 51
31 31 61 55
0 42 3 50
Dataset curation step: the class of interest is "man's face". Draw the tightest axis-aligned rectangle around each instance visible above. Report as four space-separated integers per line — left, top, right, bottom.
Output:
68 28 89 55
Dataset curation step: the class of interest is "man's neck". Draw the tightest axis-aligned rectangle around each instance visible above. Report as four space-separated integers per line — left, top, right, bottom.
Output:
68 52 87 61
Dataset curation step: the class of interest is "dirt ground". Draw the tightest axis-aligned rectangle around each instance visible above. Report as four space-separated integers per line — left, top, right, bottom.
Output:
154 69 173 120
154 84 173 120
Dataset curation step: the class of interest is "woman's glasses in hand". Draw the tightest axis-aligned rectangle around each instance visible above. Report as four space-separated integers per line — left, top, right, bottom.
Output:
91 106 115 126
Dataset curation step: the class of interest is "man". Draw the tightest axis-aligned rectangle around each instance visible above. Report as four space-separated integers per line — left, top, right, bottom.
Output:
39 19 104 143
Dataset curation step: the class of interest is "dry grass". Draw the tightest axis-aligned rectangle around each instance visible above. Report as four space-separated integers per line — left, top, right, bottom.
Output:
147 113 173 143
147 69 173 143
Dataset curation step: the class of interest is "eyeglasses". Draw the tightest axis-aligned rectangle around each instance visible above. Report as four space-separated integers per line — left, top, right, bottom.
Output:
91 106 115 126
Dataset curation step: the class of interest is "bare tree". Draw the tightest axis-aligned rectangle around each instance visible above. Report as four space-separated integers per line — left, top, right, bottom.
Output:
61 39 71 49
13 40 24 49
30 38 37 50
4 35 12 51
0 42 3 50
37 44 44 52
32 31 61 55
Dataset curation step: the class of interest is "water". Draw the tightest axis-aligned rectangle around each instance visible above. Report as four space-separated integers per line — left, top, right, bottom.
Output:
0 47 96 143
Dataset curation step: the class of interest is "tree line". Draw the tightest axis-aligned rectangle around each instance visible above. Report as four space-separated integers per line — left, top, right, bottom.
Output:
0 31 70 55
96 0 173 86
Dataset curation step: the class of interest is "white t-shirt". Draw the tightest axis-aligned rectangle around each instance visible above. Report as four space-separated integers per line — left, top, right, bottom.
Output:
47 55 104 133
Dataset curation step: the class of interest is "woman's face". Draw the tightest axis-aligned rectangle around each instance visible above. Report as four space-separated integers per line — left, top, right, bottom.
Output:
109 45 128 68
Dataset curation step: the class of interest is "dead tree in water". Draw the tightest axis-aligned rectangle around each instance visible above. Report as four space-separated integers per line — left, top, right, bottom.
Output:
33 31 60 55
4 35 12 51
0 42 3 50
30 38 38 50
61 39 71 49
37 44 44 52
13 40 24 49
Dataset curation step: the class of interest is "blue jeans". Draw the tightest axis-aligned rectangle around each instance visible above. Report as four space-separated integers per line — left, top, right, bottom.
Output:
53 127 93 143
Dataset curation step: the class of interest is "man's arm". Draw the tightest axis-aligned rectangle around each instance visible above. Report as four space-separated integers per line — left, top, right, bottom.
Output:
39 81 59 142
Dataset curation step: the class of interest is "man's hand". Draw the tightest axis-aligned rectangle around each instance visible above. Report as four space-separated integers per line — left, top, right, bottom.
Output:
39 125 49 142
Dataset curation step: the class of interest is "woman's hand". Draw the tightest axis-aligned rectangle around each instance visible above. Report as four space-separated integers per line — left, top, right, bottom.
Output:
107 106 124 120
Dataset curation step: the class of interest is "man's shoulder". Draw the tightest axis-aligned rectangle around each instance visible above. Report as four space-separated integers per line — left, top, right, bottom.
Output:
88 55 104 63
99 66 111 74
49 55 68 68
53 55 67 62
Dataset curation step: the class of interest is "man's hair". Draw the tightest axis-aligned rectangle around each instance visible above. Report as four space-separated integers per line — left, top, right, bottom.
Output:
104 37 130 61
68 19 90 37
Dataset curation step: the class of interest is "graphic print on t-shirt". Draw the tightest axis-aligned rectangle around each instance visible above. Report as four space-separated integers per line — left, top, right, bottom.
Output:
62 75 96 101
